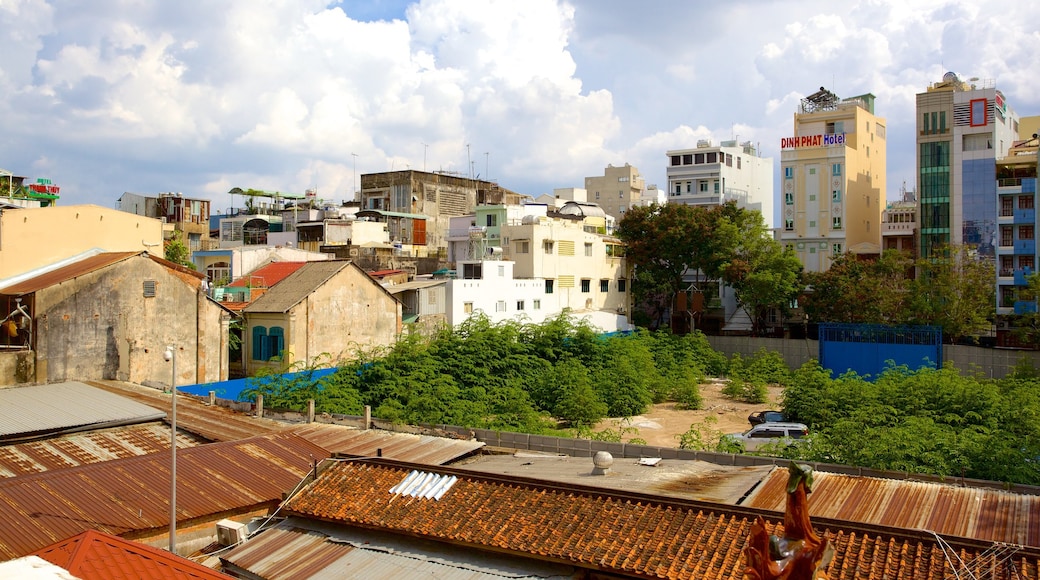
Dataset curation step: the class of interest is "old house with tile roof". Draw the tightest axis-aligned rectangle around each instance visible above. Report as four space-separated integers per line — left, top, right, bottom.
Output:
241 260 400 375
0 252 231 386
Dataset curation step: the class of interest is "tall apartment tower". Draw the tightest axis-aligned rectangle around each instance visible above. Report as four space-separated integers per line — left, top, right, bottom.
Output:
779 88 886 273
995 130 1039 342
916 72 1019 260
665 140 774 228
584 163 645 221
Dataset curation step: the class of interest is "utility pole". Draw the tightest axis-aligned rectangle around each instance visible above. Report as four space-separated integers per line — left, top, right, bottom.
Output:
351 153 358 200
485 152 489 181
422 142 428 172
466 144 471 179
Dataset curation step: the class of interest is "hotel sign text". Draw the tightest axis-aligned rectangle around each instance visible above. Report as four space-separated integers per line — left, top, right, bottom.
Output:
781 133 846 149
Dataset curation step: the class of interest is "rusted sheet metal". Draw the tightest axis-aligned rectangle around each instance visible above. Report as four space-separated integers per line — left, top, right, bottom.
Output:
289 424 484 465
0 423 205 478
0 433 330 561
222 521 355 579
743 468 1040 548
0 252 139 296
0 382 166 440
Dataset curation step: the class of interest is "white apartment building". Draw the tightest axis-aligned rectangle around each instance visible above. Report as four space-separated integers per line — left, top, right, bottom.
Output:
666 140 774 228
445 204 631 333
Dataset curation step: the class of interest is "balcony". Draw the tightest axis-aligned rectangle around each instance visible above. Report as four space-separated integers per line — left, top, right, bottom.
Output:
1014 208 1035 224
1015 239 1036 255
1015 300 1038 315
1015 267 1035 286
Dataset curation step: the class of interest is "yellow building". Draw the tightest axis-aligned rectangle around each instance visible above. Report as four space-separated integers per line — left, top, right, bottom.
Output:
584 163 646 222
779 88 886 272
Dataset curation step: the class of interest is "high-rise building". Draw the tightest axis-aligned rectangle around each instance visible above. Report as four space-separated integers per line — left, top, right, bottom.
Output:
916 73 1019 260
665 140 774 226
779 87 886 273
584 164 645 222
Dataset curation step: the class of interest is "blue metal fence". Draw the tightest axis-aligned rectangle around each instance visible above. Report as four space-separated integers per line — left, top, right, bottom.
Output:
180 367 340 401
818 323 942 379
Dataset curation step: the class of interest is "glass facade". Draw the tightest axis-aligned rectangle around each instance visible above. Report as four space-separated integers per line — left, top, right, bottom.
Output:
919 141 950 258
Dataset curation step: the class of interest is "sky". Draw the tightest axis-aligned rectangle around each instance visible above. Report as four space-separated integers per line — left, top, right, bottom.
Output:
2 0 1039 219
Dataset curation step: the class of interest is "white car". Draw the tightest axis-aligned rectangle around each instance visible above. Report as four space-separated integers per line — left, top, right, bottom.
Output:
725 422 809 452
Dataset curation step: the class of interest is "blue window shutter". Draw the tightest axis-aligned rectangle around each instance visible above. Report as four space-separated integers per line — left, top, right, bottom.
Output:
269 327 285 359
252 326 266 360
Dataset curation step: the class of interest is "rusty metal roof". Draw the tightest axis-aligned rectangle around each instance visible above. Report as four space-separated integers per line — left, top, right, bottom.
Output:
288 424 483 465
33 529 231 579
743 466 1040 549
0 423 207 478
0 382 166 442
283 459 1040 580
0 252 140 296
221 517 576 579
0 432 329 560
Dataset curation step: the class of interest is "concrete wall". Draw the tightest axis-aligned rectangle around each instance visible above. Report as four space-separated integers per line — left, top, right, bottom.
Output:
0 205 163 282
0 350 33 386
704 335 1040 379
33 255 224 386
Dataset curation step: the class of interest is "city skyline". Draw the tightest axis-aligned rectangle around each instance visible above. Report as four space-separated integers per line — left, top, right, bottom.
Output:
1 0 1038 212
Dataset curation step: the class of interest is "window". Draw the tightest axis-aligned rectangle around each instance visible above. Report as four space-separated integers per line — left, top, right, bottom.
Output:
694 153 705 164
462 263 482 279
143 280 156 298
671 155 681 166
1020 196 1035 209
1020 225 1034 240
825 121 844 134
784 219 794 231
1019 256 1034 270
785 192 793 205
725 154 733 167
713 182 719 194
543 240 554 254
809 220 816 228
206 262 230 284
674 183 681 195
699 181 708 192
545 279 554 294
682 154 692 165
617 279 627 293
533 299 541 309
737 157 741 169
832 243 843 254
516 240 529 254
831 163 841 176
809 168 816 175
964 133 992 151
495 301 507 312
832 190 841 202
498 265 505 277
596 191 601 199
516 300 525 311
1001 226 1013 246
485 214 497 226
809 194 816 201
970 98 987 126
707 152 717 163
832 217 842 229
619 190 623 198
581 279 591 293
1001 255 1014 276
784 167 793 179
600 279 609 292
464 302 473 314
252 325 284 361
585 242 593 256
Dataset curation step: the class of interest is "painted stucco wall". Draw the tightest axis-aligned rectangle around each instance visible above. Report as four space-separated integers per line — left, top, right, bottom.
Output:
0 205 163 281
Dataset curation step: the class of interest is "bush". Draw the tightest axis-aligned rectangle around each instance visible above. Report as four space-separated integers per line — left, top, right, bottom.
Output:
723 378 768 404
672 375 703 410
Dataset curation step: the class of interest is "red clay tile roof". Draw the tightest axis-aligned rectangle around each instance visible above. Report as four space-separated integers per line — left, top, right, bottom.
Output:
32 529 230 579
228 262 306 288
284 459 1040 580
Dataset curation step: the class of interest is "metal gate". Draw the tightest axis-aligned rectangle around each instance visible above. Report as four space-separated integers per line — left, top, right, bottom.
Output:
819 323 942 379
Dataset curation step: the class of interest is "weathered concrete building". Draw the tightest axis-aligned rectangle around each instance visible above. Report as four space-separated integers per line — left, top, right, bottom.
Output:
242 260 401 374
0 252 230 386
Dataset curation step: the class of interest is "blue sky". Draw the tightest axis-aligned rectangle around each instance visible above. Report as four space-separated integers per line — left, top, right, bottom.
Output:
1 0 1038 222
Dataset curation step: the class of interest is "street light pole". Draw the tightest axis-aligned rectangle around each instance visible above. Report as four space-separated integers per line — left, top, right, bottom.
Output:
164 345 177 553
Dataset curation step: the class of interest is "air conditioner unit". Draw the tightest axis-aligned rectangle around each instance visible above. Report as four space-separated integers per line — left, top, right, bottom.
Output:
997 319 1010 331
215 519 248 546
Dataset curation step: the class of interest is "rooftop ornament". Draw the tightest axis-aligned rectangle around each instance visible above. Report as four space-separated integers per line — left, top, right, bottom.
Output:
743 462 834 580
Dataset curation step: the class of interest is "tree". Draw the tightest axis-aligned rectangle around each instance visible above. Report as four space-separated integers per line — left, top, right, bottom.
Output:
802 250 914 325
1013 271 1040 347
164 238 196 269
908 245 994 342
719 208 803 335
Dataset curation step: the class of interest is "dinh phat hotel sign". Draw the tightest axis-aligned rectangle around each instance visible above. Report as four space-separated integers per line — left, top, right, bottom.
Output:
781 133 846 149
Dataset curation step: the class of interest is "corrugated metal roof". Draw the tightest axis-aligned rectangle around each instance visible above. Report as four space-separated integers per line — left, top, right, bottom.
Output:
221 517 576 580
0 252 140 296
288 424 484 465
32 530 231 579
0 423 207 478
0 382 166 441
0 432 330 560
384 279 446 294
743 467 1040 549
242 261 352 313
284 459 1040 580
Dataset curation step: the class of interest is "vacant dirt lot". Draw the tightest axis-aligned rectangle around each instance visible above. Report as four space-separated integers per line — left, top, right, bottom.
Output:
593 379 785 448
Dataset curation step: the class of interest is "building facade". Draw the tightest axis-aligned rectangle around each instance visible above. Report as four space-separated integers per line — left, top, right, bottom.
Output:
118 192 213 252
995 134 1039 339
882 185 918 256
779 88 887 272
665 141 774 227
584 163 646 222
916 73 1020 260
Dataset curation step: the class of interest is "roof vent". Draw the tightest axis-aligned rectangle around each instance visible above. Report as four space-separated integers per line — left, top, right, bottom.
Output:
592 451 614 475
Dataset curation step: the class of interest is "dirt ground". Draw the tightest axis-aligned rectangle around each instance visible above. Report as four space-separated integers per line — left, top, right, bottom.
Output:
593 379 785 448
